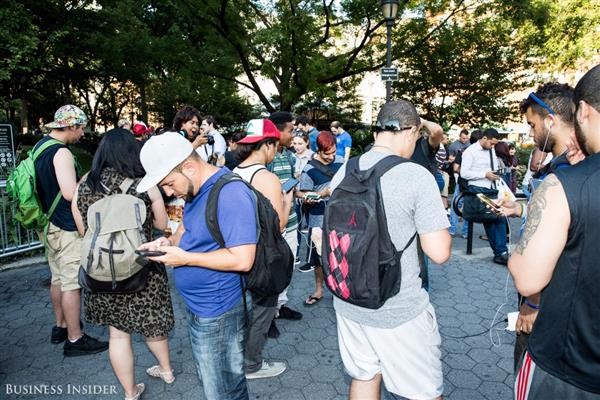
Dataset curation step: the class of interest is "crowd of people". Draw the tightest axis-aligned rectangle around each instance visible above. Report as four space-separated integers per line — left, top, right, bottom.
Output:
29 63 600 400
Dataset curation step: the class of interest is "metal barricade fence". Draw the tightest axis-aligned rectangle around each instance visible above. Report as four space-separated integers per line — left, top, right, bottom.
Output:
0 180 44 259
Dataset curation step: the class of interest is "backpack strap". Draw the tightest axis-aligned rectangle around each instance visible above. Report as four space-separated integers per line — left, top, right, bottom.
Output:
309 159 336 178
347 154 409 182
118 177 135 194
31 138 63 161
249 166 267 185
205 173 259 249
206 174 255 325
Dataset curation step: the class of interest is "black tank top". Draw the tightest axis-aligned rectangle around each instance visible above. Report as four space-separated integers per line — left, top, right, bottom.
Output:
33 136 77 231
528 153 600 393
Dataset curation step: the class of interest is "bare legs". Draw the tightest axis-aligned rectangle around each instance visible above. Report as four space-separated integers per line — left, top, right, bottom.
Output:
50 284 82 339
349 375 442 400
108 326 172 398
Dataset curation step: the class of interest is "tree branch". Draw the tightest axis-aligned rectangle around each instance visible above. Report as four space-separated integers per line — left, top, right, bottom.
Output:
316 0 335 46
399 0 468 57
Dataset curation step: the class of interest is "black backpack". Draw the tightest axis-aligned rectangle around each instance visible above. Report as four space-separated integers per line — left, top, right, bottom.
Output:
322 155 416 309
205 173 294 297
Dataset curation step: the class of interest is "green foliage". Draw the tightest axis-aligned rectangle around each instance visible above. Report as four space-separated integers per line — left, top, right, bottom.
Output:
392 1 538 128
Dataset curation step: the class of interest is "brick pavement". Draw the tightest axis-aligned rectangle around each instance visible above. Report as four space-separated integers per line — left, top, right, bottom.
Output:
0 222 521 400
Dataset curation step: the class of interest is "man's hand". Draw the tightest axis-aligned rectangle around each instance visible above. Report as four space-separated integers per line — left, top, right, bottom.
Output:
566 131 585 165
495 199 522 217
191 134 208 149
485 171 500 181
148 246 190 267
138 237 171 251
516 302 538 335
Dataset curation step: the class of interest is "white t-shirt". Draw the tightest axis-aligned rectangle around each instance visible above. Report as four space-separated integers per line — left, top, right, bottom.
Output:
196 130 227 163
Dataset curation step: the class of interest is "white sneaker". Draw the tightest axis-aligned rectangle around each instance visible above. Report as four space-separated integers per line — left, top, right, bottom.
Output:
245 360 287 380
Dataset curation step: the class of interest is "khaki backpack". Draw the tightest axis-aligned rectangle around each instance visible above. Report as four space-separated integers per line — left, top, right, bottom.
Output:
78 178 149 293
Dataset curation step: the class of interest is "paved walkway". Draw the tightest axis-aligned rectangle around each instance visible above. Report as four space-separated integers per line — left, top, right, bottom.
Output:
0 222 520 400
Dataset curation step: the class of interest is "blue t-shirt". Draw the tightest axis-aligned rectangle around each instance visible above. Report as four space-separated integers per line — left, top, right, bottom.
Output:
336 131 352 157
175 168 257 318
308 127 320 152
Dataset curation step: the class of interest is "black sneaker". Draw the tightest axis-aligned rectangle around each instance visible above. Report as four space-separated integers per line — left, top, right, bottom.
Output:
493 253 509 266
276 305 303 320
51 326 67 344
267 320 280 339
297 263 315 273
51 321 83 344
63 334 108 357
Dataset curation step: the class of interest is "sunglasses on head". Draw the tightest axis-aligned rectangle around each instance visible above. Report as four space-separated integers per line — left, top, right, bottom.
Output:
528 93 555 115
374 119 414 132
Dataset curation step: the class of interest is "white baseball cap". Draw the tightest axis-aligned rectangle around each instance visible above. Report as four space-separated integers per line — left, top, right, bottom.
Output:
137 132 194 193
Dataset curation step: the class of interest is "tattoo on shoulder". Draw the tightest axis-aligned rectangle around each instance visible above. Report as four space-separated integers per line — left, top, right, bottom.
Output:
514 175 559 255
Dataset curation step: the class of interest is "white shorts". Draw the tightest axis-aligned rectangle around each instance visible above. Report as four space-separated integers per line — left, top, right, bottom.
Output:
336 304 443 399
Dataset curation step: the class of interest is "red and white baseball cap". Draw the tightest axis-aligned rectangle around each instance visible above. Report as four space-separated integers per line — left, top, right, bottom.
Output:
237 119 280 144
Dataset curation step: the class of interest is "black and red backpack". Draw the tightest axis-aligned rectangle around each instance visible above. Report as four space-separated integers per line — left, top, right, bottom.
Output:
322 155 416 309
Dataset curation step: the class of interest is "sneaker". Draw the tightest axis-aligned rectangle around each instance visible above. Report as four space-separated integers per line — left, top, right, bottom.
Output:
294 257 301 265
51 321 83 344
276 305 302 320
51 326 67 344
297 263 315 273
267 320 280 339
493 252 509 266
461 234 468 239
63 333 109 357
245 360 287 380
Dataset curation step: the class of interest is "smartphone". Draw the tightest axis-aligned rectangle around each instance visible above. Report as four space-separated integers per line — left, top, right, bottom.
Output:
135 250 166 257
281 178 299 193
476 193 500 210
304 193 322 201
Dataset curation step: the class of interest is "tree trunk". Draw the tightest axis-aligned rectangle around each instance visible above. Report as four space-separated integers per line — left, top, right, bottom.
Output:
20 98 28 134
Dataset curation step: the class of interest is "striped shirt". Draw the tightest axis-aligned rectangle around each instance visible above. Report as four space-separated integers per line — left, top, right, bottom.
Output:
270 149 299 233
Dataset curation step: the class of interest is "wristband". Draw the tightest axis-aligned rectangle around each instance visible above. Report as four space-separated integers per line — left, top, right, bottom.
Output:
519 202 525 217
525 299 539 310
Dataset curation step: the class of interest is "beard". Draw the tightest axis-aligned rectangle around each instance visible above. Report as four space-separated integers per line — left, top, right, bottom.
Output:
183 176 195 202
535 125 554 153
574 119 591 157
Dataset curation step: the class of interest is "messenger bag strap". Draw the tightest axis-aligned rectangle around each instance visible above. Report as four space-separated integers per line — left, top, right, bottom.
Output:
489 149 497 190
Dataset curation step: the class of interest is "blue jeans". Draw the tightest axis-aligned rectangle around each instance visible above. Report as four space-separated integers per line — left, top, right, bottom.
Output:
483 218 508 256
188 295 250 400
449 186 468 236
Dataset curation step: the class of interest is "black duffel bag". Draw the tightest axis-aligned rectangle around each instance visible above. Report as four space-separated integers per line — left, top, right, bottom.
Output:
462 185 501 223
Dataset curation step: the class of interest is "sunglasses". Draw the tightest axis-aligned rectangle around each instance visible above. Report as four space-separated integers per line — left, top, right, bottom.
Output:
374 119 414 132
528 93 555 115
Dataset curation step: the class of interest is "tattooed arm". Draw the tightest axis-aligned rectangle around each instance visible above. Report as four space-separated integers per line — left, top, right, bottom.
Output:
508 174 570 296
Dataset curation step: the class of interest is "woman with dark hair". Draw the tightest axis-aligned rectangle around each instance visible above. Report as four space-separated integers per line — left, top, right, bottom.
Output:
295 131 344 305
508 143 519 192
495 140 512 187
71 129 174 400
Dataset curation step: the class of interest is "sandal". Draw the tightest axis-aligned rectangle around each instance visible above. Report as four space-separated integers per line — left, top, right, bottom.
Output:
146 365 175 384
124 383 145 400
304 295 323 306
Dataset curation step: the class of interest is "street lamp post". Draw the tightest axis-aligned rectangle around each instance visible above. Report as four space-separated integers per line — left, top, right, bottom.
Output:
381 0 400 103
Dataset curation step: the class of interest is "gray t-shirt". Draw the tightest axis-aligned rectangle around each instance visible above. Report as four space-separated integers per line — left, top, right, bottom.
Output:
329 150 449 328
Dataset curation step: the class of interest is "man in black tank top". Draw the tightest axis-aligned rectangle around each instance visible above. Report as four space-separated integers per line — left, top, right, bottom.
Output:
36 105 108 357
508 65 600 398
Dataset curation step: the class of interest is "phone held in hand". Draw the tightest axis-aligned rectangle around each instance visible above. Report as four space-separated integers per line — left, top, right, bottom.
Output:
135 250 166 257
476 193 500 210
281 178 299 193
304 193 322 201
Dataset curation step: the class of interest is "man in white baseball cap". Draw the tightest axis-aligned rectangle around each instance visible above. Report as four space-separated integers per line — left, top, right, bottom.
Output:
137 131 257 400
